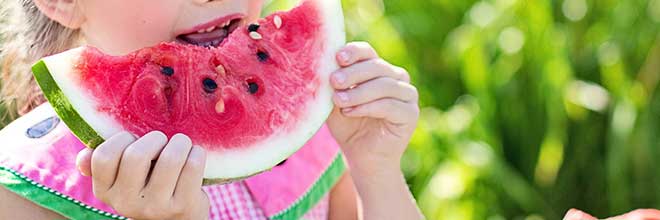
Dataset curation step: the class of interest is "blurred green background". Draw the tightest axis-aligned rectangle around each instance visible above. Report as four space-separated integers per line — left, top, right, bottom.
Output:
329 0 660 219
320 0 660 219
3 0 660 219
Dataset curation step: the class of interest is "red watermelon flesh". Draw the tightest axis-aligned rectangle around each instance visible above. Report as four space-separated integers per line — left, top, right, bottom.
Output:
32 0 345 180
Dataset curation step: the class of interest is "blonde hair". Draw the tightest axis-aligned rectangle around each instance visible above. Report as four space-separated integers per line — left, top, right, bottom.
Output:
1 0 81 118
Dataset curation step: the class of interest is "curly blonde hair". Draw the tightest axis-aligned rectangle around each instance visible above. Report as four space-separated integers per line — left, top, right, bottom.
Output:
1 0 81 118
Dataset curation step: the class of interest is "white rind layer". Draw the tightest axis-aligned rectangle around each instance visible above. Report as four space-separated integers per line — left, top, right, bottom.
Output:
41 0 345 180
42 48 126 140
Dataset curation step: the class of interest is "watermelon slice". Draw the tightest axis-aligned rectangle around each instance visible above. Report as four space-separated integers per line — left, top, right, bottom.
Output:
31 0 345 181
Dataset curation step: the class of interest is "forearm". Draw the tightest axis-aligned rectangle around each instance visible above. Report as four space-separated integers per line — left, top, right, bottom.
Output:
348 164 424 220
327 40 422 220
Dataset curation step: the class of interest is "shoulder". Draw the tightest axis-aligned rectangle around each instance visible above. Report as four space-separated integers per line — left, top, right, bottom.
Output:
0 104 69 219
0 185 65 220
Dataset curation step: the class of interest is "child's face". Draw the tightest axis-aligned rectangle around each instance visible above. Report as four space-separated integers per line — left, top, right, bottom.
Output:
76 0 264 55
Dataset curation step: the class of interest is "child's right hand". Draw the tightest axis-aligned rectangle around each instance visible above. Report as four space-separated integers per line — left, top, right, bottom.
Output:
75 131 210 220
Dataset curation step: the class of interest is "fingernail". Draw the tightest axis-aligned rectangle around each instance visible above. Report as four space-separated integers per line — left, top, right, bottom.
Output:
336 92 349 102
338 51 350 63
342 107 354 113
563 210 587 220
333 72 346 84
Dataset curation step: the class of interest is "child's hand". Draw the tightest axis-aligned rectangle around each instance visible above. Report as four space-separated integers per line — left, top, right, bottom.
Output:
564 208 660 220
327 42 419 175
76 131 209 220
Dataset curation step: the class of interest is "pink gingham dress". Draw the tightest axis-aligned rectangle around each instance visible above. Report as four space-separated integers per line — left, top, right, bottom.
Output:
204 182 329 219
0 104 345 219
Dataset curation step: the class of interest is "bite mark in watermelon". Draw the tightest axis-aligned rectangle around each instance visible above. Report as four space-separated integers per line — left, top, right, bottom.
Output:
31 0 345 181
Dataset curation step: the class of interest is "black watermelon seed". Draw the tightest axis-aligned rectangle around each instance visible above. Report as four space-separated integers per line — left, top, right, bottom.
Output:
248 24 260 32
257 51 269 62
277 159 287 166
247 82 259 94
161 66 174 76
203 78 218 93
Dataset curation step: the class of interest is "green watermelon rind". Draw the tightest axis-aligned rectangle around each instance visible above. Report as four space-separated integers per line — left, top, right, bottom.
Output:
32 60 106 148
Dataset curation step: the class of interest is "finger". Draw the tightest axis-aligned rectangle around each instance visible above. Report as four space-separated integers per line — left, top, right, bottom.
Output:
331 59 410 90
143 134 193 200
336 42 379 67
342 98 419 125
615 209 660 220
333 77 418 108
91 132 136 193
173 146 206 202
563 209 597 220
113 131 168 194
76 148 93 177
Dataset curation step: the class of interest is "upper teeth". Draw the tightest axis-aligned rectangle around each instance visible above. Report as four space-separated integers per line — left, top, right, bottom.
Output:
220 20 231 28
196 20 232 34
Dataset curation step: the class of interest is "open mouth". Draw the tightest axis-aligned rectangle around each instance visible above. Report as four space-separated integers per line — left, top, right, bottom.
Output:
176 17 243 48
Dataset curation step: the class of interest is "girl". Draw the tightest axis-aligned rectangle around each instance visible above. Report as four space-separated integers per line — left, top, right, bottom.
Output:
0 0 423 219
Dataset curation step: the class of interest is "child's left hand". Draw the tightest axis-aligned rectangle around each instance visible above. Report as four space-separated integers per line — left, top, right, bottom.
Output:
327 42 419 175
564 208 660 220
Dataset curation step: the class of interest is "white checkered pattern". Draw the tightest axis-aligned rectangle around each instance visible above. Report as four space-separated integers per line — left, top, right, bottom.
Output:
203 181 329 220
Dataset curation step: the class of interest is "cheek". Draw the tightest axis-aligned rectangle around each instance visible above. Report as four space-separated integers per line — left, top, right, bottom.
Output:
80 0 182 55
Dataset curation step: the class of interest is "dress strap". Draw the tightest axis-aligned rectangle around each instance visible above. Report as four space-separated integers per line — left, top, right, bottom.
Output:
244 125 346 219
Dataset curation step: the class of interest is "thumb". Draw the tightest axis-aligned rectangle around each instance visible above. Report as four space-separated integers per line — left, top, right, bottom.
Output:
564 209 597 220
76 148 93 177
